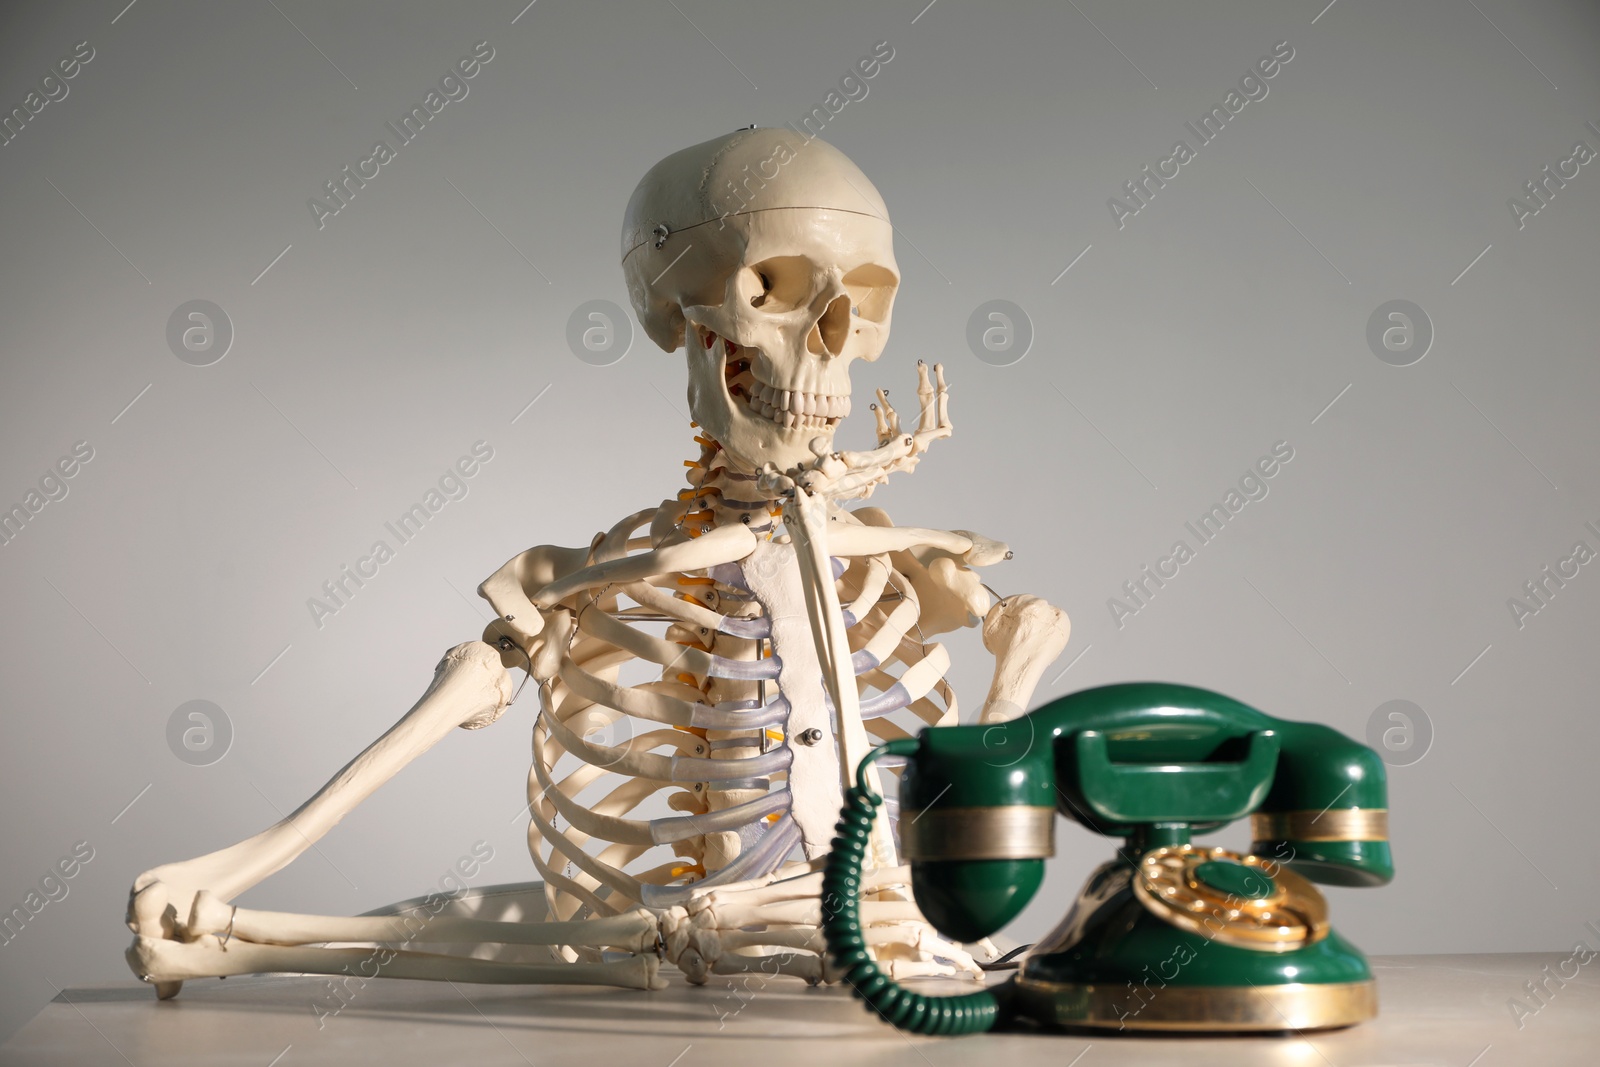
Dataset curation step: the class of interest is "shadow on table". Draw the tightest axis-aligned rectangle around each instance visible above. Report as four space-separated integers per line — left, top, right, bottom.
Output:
85 973 877 1040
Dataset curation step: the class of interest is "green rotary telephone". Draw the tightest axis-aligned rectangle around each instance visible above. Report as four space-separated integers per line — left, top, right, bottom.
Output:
821 682 1393 1035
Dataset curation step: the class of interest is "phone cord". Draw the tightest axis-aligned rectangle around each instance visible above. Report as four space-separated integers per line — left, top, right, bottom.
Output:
820 740 1004 1035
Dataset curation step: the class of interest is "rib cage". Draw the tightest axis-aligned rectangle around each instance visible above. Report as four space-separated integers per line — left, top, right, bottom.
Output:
524 507 958 957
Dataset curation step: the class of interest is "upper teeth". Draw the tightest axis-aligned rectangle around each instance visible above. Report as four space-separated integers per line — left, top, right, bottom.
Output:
747 380 849 429
703 329 850 431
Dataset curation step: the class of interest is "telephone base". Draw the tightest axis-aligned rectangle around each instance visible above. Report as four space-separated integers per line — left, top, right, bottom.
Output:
1010 975 1377 1032
1006 856 1379 1033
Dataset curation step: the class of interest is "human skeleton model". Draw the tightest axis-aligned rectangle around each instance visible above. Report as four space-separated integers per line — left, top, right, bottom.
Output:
125 129 1071 997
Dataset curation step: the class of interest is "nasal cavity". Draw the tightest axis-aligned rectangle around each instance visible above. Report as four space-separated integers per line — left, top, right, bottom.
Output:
808 294 854 357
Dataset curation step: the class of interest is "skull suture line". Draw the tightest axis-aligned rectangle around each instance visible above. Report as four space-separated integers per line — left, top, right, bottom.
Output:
621 128 900 472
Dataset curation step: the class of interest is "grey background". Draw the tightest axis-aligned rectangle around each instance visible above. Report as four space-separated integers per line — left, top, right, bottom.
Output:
2 0 1598 1046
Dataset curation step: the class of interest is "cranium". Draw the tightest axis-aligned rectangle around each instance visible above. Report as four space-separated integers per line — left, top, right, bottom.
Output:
622 128 900 471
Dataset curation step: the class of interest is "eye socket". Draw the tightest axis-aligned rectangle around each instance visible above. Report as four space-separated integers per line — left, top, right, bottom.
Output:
740 257 813 314
842 264 898 323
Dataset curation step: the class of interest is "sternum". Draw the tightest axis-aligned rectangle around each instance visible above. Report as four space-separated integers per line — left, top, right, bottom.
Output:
737 539 845 860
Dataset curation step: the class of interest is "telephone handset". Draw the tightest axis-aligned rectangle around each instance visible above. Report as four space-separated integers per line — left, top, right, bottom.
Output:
821 682 1393 1035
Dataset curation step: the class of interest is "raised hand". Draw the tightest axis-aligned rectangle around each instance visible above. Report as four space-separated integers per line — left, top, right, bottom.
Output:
759 361 953 504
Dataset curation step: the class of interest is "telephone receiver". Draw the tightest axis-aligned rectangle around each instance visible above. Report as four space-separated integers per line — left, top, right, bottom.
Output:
821 682 1393 1036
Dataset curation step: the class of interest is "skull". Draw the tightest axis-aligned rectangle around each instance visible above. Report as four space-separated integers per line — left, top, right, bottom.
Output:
622 128 900 472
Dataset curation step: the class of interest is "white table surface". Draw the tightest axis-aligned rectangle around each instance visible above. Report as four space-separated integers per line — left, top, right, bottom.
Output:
2 953 1594 1066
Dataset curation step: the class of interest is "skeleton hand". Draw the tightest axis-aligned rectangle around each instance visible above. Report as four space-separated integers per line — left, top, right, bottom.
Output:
871 359 951 458
756 361 952 503
659 865 991 987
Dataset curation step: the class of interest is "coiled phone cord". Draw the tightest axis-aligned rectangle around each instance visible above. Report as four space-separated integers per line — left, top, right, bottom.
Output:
820 740 1004 1035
